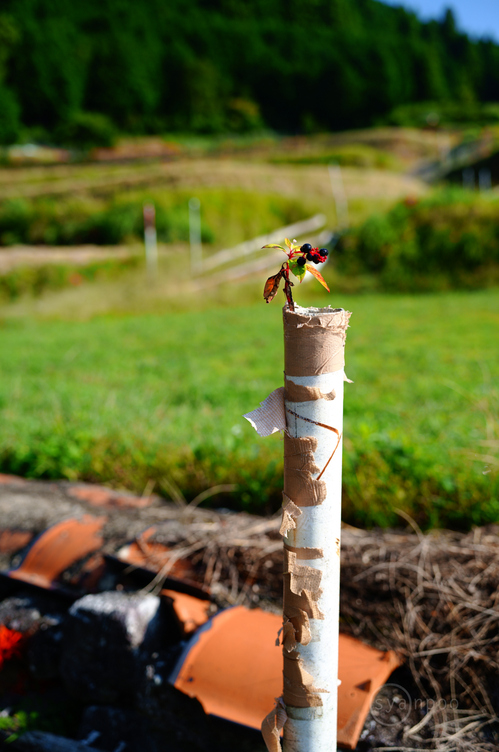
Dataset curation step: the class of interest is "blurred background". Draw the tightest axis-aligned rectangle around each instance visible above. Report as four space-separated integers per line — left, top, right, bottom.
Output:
0 0 498 530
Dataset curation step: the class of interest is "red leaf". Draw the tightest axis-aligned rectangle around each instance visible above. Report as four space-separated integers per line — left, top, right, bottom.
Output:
305 264 330 292
263 269 284 303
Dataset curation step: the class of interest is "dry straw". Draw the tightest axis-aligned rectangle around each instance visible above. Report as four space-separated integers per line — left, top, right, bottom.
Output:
139 501 499 750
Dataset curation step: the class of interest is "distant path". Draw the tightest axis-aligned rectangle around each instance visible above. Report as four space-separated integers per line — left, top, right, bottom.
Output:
0 245 135 272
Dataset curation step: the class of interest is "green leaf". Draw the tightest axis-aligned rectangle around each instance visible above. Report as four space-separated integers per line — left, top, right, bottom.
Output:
262 243 285 250
305 264 330 291
289 259 306 281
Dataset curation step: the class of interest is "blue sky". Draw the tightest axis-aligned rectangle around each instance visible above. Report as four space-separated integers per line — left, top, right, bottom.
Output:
379 0 499 42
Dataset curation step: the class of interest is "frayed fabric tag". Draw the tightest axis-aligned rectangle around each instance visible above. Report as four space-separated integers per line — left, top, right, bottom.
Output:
243 387 286 437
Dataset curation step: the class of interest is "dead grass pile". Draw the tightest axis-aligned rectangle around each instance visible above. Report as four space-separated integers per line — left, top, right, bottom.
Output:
147 506 499 750
339 522 499 751
142 505 283 609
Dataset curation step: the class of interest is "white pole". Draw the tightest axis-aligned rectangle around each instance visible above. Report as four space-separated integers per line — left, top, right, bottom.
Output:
328 164 349 229
189 197 202 274
479 167 491 191
143 203 158 279
462 168 474 190
281 305 350 752
244 304 351 752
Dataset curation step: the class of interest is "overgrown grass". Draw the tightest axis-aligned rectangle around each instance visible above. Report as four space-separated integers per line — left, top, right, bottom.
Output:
269 143 402 170
0 188 312 248
0 289 497 529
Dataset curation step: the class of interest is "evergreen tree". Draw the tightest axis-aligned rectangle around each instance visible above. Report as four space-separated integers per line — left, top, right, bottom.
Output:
0 0 498 139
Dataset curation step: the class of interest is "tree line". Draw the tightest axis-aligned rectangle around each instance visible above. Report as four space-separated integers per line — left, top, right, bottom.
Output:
0 0 498 144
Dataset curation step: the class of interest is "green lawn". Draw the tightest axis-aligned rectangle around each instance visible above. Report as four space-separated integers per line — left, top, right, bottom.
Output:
0 288 497 529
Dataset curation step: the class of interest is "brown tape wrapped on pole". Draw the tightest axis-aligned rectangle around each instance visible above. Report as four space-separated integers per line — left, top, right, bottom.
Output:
283 307 350 377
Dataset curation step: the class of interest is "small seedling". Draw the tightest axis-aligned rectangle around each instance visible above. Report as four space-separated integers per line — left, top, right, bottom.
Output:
262 238 330 311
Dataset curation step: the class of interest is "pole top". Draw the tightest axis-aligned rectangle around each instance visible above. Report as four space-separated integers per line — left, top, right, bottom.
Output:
283 306 351 377
284 304 345 317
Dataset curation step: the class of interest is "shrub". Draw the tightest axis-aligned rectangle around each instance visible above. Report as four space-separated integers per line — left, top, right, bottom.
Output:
0 198 214 247
226 98 264 133
387 101 499 128
55 112 117 150
0 85 20 145
0 257 138 301
0 199 32 244
334 190 499 291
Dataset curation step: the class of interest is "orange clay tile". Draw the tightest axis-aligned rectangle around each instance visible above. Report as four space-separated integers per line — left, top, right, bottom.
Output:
0 530 33 555
171 606 401 750
161 589 211 635
0 474 26 485
68 485 153 509
117 529 197 582
336 633 401 748
8 515 106 590
172 606 280 730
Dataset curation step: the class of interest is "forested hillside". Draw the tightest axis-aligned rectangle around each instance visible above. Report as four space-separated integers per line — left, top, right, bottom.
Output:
0 0 499 143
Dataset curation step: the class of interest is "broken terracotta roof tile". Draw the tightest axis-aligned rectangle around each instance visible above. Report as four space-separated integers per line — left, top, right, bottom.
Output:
171 605 401 750
0 474 26 485
161 589 211 635
7 515 106 592
68 485 153 509
0 530 33 555
117 528 198 582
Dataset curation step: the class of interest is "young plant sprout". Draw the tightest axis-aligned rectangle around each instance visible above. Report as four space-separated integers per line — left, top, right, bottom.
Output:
262 238 330 311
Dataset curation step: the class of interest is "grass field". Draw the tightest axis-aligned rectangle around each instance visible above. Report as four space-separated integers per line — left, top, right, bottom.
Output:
0 286 497 529
1 126 496 529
